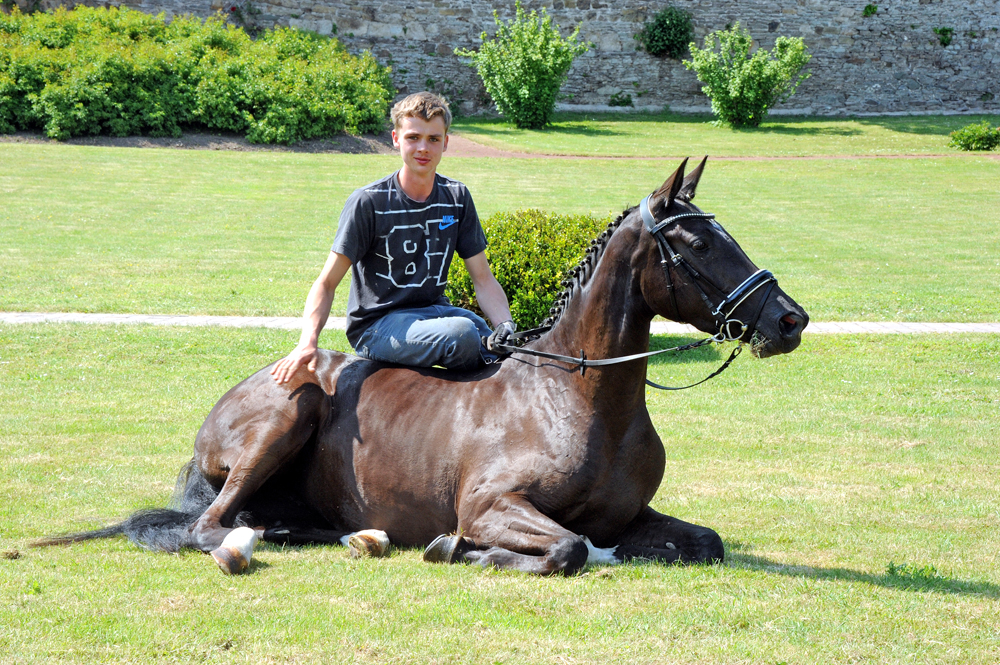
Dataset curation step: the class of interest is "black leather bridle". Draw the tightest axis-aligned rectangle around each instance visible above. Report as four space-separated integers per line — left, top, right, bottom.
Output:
638 194 778 347
492 195 781 390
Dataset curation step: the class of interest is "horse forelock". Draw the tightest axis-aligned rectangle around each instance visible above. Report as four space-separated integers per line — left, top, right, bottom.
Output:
536 206 637 335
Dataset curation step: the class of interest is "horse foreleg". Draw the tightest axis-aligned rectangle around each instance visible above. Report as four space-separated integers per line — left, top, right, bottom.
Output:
445 493 590 575
185 381 328 553
614 506 724 564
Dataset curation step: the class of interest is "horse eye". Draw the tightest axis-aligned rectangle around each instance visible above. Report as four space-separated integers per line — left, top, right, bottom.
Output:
691 239 708 252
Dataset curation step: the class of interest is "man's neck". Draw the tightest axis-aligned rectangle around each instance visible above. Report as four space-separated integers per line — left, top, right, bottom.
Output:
397 167 436 202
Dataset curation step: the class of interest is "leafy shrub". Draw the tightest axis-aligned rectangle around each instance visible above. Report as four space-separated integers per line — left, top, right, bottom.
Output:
0 6 393 143
608 91 633 107
684 22 811 128
634 6 694 59
947 120 1000 151
446 209 611 329
455 1 588 130
862 4 878 18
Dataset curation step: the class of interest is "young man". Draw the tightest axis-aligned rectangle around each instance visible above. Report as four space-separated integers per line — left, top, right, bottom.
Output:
271 92 516 384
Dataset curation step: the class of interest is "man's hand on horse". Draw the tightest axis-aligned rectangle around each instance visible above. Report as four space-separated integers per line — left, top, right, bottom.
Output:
271 345 318 384
487 320 516 352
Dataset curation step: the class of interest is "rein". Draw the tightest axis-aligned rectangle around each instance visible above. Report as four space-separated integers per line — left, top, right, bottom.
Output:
493 197 779 391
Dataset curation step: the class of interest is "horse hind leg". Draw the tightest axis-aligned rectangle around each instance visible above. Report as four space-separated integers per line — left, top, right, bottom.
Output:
435 493 592 575
614 506 724 564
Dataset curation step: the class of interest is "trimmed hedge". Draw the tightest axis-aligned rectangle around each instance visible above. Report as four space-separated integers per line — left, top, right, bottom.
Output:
446 209 612 330
0 6 393 143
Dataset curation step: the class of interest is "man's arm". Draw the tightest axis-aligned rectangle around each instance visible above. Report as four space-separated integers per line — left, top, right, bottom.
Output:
271 251 353 384
463 251 513 327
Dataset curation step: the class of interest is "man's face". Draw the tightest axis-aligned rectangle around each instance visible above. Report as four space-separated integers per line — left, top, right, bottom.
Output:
392 115 449 177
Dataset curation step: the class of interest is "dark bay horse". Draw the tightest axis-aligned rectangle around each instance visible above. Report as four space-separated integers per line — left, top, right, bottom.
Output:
40 158 808 574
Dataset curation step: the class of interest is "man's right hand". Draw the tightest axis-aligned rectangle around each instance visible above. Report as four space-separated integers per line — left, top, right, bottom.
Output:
270 345 318 384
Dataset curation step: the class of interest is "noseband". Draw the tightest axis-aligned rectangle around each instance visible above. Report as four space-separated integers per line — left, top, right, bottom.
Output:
493 197 781 390
639 194 778 345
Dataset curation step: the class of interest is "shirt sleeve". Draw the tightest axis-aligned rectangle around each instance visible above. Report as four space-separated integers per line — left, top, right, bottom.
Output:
331 189 376 263
455 189 488 259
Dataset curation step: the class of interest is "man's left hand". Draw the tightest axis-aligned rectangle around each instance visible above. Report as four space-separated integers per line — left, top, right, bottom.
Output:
486 320 517 351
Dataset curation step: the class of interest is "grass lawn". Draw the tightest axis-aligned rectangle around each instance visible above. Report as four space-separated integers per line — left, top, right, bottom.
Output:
2 143 998 322
451 111 1000 158
1 324 997 663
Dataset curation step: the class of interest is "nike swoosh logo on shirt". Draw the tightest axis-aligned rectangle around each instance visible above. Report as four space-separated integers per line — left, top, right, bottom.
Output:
439 215 457 229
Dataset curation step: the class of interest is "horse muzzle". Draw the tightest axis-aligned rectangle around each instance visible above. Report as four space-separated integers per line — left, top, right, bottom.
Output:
752 296 809 358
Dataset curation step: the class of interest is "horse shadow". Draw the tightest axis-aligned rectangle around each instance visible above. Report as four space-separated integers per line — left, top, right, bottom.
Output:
722 540 999 598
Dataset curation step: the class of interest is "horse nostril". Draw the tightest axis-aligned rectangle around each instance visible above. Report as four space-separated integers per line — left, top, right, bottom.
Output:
779 313 804 338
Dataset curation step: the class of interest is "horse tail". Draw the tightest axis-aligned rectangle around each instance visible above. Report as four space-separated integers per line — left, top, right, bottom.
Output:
32 459 221 552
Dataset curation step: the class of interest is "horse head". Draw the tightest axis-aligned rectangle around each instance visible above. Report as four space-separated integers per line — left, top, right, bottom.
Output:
636 157 808 358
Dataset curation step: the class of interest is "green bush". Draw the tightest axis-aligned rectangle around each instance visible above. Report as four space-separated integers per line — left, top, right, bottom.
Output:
947 120 1000 151
634 6 694 59
0 6 393 143
455 1 588 130
446 209 611 329
683 21 811 128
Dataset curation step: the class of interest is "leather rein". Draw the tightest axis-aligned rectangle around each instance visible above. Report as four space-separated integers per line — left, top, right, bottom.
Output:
493 196 779 391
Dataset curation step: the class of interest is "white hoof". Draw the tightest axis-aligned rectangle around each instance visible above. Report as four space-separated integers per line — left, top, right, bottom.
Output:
344 529 391 558
210 527 260 575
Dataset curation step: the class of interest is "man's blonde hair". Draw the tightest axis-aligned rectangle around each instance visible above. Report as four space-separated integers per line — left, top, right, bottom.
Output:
390 92 452 132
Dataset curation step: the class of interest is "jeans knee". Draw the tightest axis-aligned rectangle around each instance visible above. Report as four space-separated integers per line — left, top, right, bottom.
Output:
440 319 482 369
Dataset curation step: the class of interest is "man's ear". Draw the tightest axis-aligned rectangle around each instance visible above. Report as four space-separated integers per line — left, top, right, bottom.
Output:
443 133 449 152
391 128 400 149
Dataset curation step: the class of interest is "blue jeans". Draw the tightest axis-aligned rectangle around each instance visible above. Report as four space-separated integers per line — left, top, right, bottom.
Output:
354 304 497 371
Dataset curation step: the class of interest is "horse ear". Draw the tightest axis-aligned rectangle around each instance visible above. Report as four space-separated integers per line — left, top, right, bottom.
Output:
677 156 708 201
650 158 689 215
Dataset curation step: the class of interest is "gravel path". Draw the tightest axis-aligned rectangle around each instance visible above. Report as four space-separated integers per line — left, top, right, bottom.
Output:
2 312 997 334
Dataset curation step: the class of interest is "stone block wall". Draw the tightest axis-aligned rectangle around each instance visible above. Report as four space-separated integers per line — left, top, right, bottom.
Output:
22 0 1000 116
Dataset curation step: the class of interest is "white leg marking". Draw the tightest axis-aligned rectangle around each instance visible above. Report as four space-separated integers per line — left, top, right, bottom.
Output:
583 536 621 566
222 527 259 564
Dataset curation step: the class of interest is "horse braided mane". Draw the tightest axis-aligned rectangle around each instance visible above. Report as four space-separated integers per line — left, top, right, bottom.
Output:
536 205 635 333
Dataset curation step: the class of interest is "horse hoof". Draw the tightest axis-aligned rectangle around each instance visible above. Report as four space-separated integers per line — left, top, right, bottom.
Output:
423 534 474 564
210 527 259 575
348 529 390 558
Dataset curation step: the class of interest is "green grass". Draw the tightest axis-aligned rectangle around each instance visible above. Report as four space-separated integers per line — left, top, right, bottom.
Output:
1 324 998 663
2 144 998 322
452 111 1000 157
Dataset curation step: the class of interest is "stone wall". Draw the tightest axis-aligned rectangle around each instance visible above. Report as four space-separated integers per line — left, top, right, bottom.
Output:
25 0 1000 115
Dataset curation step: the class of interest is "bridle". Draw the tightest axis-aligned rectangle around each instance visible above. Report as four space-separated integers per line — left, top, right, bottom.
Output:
493 195 780 390
638 194 777 347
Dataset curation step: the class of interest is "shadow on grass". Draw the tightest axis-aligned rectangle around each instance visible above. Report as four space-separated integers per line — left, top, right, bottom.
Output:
744 121 862 137
456 110 1000 139
724 544 999 598
852 114 1000 136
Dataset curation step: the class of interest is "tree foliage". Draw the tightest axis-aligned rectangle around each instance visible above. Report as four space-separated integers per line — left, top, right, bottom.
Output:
455 1 588 129
683 22 811 128
634 5 693 59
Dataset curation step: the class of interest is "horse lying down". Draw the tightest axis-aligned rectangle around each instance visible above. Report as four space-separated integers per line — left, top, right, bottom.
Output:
37 158 808 575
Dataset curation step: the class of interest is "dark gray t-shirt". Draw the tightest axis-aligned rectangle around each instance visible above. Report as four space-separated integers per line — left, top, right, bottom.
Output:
332 171 487 347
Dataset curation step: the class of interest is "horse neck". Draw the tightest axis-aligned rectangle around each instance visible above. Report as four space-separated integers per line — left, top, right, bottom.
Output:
535 225 654 405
